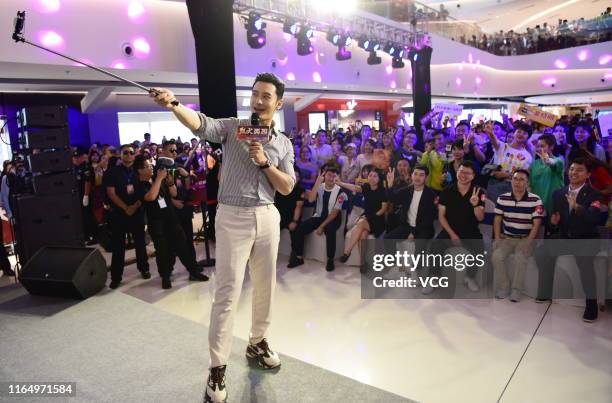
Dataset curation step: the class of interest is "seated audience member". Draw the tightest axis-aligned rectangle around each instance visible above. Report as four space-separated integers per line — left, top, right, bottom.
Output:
337 169 388 262
534 158 603 322
426 161 486 294
384 164 437 256
485 122 534 203
529 134 565 228
274 169 305 250
386 158 412 232
288 167 347 272
492 169 544 302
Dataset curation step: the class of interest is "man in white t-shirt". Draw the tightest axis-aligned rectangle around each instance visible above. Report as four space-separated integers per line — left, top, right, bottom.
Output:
486 122 534 202
310 129 333 167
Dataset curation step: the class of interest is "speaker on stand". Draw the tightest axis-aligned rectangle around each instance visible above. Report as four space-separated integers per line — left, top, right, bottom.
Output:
10 106 87 292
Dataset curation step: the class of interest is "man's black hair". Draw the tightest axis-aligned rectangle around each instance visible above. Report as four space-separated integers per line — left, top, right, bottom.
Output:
120 143 134 151
459 160 476 174
513 168 530 179
570 157 593 172
253 72 285 99
413 164 429 176
162 139 176 149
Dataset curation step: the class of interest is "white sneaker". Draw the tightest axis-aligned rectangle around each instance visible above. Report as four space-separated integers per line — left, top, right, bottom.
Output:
509 289 522 303
422 285 434 295
204 365 227 403
245 339 281 369
464 277 480 292
495 289 509 299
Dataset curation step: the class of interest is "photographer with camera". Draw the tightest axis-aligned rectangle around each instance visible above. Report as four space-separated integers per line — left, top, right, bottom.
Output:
133 154 208 289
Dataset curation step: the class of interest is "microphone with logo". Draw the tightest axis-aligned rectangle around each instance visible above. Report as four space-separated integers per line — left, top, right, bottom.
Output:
238 112 272 165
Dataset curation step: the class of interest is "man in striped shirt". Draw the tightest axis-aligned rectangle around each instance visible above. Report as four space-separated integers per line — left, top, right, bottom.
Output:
492 169 544 302
151 73 295 403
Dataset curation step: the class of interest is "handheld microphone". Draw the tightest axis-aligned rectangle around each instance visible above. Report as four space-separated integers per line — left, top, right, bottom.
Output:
251 112 260 126
12 11 26 42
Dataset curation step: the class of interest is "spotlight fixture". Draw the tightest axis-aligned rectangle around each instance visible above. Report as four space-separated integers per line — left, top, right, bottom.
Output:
384 42 398 57
358 35 372 51
296 25 314 56
392 56 405 68
327 28 341 46
367 51 381 65
283 18 299 36
245 12 266 49
336 46 352 61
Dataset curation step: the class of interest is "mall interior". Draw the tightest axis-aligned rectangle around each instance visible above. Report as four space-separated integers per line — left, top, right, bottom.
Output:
0 1 611 402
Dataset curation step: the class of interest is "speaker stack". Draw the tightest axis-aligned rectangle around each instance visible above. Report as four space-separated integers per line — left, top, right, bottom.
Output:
13 106 84 264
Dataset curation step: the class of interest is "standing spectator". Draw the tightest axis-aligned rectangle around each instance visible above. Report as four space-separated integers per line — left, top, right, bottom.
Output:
420 130 446 192
393 131 422 167
295 146 318 189
356 138 376 172
339 143 360 184
530 134 565 224
534 159 602 322
311 130 333 167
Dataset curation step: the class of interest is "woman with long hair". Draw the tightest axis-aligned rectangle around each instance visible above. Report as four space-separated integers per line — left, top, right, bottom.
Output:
568 121 606 164
296 146 318 190
337 169 388 262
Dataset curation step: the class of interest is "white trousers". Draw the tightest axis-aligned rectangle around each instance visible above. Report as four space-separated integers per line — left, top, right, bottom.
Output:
208 203 280 367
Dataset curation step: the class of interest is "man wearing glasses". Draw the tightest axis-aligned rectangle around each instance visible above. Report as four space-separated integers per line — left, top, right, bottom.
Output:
104 144 150 288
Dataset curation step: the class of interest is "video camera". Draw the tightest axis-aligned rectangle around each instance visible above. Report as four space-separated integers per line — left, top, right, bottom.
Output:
155 156 178 178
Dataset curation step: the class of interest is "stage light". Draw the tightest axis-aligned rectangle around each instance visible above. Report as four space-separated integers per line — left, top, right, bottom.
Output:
297 25 314 55
327 28 341 45
367 51 381 65
392 56 404 68
245 12 267 49
384 42 398 57
358 35 371 51
336 46 351 61
283 19 299 36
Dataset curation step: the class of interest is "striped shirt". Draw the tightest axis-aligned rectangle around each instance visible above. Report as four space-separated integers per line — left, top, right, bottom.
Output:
192 113 296 207
494 191 544 237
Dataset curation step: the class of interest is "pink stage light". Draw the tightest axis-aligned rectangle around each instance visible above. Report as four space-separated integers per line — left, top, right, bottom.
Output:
554 59 567 69
133 38 151 55
128 2 145 19
39 31 64 48
385 65 393 75
390 80 397 89
112 61 126 69
312 72 322 83
455 77 462 86
468 53 473 64
577 49 590 61
599 54 611 65
38 0 61 13
286 72 296 81
542 77 557 86
475 76 482 85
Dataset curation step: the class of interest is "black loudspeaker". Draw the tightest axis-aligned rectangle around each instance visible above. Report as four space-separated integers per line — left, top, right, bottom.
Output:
20 247 107 300
186 0 238 119
32 171 77 195
23 127 70 149
13 193 83 262
27 149 72 174
17 105 68 128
